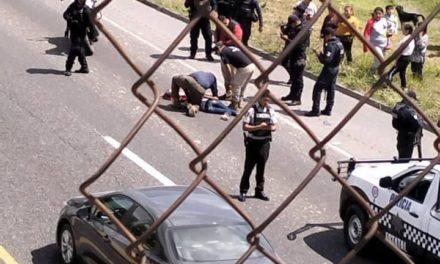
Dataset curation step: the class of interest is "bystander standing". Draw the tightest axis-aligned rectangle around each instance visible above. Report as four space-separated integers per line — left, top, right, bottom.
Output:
335 4 360 64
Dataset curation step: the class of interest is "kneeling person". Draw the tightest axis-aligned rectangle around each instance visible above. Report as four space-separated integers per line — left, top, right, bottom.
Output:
172 71 236 117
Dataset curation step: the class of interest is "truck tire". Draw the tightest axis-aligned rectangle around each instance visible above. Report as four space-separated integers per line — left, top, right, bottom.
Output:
343 204 370 252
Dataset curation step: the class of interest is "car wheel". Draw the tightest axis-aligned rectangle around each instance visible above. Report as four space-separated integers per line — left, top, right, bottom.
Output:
59 224 76 264
343 204 368 251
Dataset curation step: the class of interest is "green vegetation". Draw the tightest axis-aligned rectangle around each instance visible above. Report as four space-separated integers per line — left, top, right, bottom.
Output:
148 0 440 122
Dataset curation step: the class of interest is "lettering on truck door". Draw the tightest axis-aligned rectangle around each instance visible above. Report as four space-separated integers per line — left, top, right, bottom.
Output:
390 170 437 257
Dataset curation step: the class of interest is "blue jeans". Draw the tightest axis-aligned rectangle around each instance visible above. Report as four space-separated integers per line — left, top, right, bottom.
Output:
202 100 237 116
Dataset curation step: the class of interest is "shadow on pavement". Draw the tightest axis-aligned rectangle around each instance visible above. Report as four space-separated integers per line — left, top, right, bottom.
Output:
44 37 69 56
249 78 289 87
274 108 309 117
303 228 406 264
26 68 65 75
150 53 190 60
31 243 61 264
150 53 218 62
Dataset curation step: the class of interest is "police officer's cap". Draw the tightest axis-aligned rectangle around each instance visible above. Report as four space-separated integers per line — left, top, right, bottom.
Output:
406 90 418 101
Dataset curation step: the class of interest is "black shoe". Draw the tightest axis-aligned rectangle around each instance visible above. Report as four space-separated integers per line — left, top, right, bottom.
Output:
281 95 293 101
305 111 320 117
255 191 270 201
219 93 232 101
291 100 301 106
206 55 214 61
189 53 196 59
75 68 89 73
238 193 246 202
64 70 72 76
320 110 331 116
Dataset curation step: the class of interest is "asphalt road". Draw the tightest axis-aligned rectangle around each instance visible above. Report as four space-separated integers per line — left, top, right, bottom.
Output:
2 0 435 263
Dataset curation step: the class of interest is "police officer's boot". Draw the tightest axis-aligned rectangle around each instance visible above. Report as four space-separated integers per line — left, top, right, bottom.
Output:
219 86 232 101
76 57 89 73
65 60 73 76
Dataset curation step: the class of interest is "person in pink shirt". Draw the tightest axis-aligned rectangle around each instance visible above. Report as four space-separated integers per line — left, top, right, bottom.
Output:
214 15 243 46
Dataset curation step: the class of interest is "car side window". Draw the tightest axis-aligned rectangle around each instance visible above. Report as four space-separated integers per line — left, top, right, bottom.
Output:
396 171 434 203
94 195 135 227
125 206 153 237
124 206 167 261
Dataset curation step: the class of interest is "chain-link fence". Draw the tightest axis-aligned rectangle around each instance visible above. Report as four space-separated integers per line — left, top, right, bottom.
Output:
79 0 440 263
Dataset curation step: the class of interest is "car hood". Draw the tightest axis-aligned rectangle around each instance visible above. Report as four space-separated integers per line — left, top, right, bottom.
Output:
349 163 413 184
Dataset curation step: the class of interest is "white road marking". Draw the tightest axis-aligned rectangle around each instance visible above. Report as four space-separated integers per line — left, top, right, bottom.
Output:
103 17 198 72
102 16 352 160
103 136 176 186
0 245 18 264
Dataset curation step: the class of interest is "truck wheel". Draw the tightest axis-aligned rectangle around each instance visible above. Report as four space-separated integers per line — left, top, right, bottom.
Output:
343 204 369 251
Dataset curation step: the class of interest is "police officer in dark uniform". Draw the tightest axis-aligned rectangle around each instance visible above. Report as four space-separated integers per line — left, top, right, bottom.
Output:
238 90 277 202
217 0 235 17
185 0 217 61
392 91 423 160
63 0 98 76
280 15 310 105
233 0 263 46
306 27 344 116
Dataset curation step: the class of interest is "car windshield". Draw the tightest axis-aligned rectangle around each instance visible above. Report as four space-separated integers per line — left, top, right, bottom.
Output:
170 223 272 262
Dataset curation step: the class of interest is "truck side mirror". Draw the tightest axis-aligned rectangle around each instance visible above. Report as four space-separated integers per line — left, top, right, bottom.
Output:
379 176 393 188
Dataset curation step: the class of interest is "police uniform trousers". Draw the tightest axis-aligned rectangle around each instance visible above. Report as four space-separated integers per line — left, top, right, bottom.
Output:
171 75 205 106
66 35 88 71
239 138 270 194
190 17 213 57
288 60 306 101
397 132 416 159
236 17 252 47
312 67 339 113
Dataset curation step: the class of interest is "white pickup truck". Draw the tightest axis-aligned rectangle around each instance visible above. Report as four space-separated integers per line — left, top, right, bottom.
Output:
338 159 440 262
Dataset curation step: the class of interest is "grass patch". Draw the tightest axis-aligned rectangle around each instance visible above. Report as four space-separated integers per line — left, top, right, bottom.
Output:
147 0 440 122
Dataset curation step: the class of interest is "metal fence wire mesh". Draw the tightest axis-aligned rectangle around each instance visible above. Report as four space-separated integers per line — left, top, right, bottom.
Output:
79 0 440 263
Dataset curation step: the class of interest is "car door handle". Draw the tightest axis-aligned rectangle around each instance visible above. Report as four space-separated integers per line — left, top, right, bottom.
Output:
409 212 419 218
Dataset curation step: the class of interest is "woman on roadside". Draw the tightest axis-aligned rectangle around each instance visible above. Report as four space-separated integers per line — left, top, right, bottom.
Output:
410 22 429 80
336 4 360 64
363 7 388 72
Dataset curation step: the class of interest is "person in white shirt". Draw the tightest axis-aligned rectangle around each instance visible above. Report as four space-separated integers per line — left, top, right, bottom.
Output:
363 7 389 72
295 0 317 20
387 24 415 89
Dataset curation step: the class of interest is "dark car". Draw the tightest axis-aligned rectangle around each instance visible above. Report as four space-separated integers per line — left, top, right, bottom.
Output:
56 185 276 264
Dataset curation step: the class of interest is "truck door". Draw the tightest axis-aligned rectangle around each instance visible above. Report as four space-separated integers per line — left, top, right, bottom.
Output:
390 170 436 256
